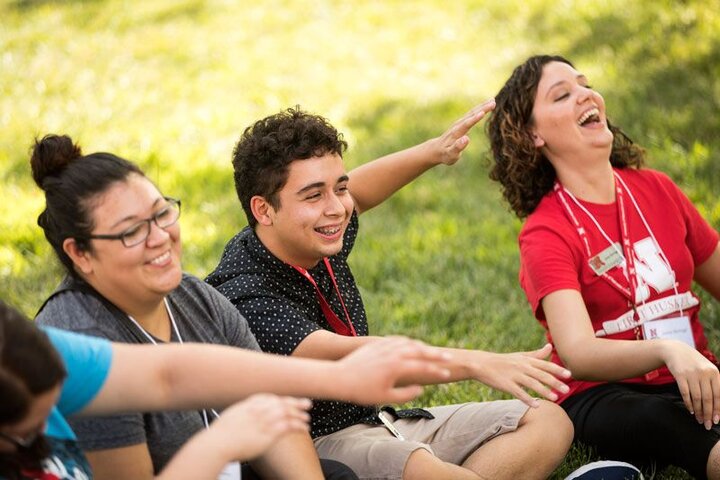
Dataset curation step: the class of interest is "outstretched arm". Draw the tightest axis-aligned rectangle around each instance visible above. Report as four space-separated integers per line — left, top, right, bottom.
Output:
349 100 495 214
543 288 720 429
79 336 450 416
294 329 571 408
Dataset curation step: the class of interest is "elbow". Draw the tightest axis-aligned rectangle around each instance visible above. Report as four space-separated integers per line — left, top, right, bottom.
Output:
565 364 602 381
556 351 601 381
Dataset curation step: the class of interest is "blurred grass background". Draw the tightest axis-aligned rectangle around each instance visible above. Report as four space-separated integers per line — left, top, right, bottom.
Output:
1 0 719 477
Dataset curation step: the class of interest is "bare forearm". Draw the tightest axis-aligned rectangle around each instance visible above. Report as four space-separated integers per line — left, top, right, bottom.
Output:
544 289 667 381
88 344 351 414
348 139 440 214
560 338 670 381
695 243 720 300
248 431 323 480
162 345 354 408
155 428 231 480
293 331 380 360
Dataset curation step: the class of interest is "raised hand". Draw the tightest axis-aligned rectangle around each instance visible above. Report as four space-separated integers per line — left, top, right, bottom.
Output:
470 343 571 408
433 98 496 166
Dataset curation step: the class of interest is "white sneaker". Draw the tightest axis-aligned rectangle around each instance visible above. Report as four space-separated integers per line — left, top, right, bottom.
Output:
564 460 644 480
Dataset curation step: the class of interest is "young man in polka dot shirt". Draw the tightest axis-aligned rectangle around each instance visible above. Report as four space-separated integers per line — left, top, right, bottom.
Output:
207 103 573 480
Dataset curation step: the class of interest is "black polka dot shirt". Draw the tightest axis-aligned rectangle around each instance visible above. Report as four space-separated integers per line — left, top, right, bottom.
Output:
206 212 377 438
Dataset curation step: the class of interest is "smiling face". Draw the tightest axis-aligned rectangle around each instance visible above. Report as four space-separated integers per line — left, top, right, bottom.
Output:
70 173 183 307
530 61 614 167
254 153 354 268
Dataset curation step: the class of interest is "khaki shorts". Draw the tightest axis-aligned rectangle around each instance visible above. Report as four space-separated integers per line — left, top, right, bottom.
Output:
313 400 528 480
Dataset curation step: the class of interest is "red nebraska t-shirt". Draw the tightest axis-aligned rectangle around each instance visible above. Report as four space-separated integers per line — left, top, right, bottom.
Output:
520 168 719 403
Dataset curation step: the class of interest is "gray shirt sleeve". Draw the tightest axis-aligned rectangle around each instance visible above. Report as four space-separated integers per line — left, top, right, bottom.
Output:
36 291 150 451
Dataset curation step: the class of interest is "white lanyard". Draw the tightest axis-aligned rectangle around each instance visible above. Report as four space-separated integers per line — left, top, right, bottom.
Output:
554 170 682 315
127 300 239 479
126 298 184 345
126 300 221 426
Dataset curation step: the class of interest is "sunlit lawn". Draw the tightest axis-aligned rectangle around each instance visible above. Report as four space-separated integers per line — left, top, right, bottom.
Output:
2 1 719 478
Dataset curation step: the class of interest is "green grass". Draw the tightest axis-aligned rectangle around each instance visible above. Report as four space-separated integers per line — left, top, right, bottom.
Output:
2 1 720 478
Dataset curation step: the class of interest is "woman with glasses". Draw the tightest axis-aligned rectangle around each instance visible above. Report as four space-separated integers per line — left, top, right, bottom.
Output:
0 301 448 480
31 134 358 480
0 299 313 480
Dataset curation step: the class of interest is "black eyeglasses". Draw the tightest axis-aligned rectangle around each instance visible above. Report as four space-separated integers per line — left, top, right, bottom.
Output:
0 430 38 449
83 197 181 248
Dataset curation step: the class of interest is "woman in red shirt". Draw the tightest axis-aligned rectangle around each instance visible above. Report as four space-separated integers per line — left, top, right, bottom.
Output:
487 54 720 479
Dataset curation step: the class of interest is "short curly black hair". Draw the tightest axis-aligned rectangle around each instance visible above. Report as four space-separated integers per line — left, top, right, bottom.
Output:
232 106 348 228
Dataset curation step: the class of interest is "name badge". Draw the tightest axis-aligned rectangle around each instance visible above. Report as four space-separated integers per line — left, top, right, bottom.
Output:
377 411 405 440
588 242 624 276
218 461 241 480
642 315 695 348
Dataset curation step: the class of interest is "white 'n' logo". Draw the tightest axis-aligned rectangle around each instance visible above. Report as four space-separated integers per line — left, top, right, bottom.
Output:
632 237 674 302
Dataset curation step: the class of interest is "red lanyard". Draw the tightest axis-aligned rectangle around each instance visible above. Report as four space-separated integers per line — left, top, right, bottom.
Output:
554 177 638 305
291 258 357 336
616 185 641 306
555 171 680 379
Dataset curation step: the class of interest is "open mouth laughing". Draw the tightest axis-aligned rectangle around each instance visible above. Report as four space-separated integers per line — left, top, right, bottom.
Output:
578 107 601 127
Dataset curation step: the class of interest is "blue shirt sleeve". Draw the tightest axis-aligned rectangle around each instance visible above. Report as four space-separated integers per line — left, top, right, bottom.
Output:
43 327 113 416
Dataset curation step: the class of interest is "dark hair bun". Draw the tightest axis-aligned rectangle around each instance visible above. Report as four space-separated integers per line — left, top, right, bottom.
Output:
30 134 83 189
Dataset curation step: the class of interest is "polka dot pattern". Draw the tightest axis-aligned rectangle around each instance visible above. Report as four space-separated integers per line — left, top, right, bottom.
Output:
207 212 377 437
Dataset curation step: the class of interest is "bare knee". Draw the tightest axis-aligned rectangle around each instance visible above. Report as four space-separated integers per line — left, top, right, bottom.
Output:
403 448 480 480
518 400 574 453
707 440 720 480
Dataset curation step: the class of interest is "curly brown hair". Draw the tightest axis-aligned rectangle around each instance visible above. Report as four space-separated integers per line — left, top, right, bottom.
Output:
487 55 645 218
232 106 348 228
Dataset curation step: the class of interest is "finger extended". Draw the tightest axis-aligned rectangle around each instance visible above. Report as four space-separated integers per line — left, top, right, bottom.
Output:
466 99 496 118
280 396 313 411
392 341 452 363
528 356 571 378
386 385 424 404
507 385 541 408
676 378 694 414
516 375 559 402
524 367 570 393
525 343 553 359
689 380 703 423
453 107 492 135
712 375 720 426
701 378 714 429
396 358 451 382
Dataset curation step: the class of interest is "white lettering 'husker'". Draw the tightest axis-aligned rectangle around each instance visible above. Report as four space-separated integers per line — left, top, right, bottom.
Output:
595 292 699 337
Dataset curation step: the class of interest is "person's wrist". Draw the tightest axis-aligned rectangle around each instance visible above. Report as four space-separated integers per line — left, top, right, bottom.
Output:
326 362 356 402
457 349 487 382
653 338 680 364
197 424 242 464
425 137 445 166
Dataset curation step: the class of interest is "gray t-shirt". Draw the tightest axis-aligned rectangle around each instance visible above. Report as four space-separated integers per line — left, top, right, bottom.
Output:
35 273 260 473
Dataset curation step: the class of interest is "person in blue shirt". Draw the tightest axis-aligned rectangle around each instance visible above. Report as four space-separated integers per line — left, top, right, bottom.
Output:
0 300 450 480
